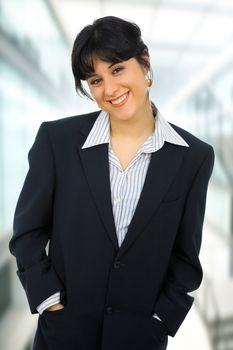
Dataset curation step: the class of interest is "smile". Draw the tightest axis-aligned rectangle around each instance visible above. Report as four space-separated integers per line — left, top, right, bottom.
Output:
109 92 129 107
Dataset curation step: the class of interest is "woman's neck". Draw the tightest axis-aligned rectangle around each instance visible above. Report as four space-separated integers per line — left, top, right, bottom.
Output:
109 100 156 141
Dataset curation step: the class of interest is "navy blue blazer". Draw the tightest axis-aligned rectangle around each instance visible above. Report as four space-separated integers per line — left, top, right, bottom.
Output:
9 110 215 350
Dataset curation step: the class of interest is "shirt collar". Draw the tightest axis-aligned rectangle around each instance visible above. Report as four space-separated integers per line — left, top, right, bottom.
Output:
81 109 189 152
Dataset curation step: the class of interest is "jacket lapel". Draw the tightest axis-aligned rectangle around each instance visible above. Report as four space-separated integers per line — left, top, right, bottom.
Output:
78 141 119 251
77 115 186 258
116 143 185 259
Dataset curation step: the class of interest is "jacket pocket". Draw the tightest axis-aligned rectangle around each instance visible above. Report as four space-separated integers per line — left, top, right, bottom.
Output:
160 196 181 204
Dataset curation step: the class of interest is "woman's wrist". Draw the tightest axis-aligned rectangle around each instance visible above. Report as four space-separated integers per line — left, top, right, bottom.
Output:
46 303 64 311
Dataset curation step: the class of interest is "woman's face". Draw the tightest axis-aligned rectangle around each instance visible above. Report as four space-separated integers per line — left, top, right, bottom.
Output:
86 56 149 122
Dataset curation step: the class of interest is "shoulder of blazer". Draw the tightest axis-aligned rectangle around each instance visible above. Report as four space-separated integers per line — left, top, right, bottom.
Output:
169 121 214 156
42 110 101 137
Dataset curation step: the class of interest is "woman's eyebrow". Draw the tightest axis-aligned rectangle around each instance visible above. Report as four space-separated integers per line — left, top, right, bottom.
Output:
87 62 117 78
107 62 116 69
87 73 97 78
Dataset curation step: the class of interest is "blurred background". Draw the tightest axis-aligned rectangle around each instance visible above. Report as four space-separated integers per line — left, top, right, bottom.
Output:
0 0 232 349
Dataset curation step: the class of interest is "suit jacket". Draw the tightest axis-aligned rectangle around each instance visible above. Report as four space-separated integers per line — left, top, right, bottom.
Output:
9 110 215 350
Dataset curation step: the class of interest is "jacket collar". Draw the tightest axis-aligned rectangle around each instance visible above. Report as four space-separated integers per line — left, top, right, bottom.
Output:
81 109 189 150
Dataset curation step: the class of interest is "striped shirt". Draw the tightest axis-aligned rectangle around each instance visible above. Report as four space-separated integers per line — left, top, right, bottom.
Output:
37 108 189 314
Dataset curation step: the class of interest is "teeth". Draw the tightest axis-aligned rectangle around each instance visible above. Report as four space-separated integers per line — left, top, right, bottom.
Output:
111 93 128 105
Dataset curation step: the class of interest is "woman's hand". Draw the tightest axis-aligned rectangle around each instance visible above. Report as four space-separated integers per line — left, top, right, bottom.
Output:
45 303 64 312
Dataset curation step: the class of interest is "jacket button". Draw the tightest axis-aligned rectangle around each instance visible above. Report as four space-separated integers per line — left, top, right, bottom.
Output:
106 306 113 314
114 260 121 269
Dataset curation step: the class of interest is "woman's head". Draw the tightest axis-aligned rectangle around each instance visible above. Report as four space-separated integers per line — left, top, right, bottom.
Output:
71 16 153 101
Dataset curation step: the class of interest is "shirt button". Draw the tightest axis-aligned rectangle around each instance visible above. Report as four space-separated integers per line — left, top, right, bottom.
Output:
114 260 121 269
106 306 113 314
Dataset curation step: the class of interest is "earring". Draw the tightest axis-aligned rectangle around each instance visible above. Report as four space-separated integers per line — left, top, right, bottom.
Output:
145 75 152 87
146 78 152 87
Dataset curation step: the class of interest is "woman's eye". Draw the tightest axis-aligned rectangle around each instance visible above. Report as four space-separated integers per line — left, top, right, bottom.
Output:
112 66 124 74
90 78 101 85
89 67 124 85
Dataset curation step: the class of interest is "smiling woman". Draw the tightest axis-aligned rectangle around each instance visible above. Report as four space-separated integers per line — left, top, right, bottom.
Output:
9 15 215 350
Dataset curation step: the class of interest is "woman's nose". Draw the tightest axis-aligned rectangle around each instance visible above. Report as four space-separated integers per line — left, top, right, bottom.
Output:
103 78 119 98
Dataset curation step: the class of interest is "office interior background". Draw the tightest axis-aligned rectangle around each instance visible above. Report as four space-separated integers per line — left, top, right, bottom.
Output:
0 0 232 349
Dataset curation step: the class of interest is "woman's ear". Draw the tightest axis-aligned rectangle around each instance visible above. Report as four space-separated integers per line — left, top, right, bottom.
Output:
142 50 151 75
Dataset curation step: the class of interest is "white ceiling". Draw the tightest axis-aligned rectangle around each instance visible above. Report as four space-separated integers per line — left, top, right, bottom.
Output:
49 0 233 109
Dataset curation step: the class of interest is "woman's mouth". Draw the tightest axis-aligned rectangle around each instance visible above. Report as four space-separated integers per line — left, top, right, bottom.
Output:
109 92 129 107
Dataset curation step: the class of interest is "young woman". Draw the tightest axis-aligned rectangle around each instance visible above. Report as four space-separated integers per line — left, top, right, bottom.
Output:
9 16 215 350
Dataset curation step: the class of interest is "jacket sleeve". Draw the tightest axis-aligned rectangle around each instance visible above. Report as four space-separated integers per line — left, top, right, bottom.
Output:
153 145 215 337
9 122 65 314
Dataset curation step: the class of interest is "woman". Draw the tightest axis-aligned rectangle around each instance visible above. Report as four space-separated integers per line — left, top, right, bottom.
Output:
9 16 215 350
